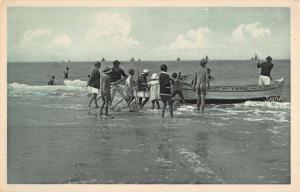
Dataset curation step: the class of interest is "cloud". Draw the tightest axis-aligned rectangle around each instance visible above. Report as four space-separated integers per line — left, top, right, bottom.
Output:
20 29 52 48
18 28 72 60
169 27 212 50
50 35 71 48
20 28 72 49
148 27 217 60
232 22 271 41
85 12 139 50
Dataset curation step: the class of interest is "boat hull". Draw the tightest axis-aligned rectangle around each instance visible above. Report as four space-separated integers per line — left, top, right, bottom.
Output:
182 78 284 104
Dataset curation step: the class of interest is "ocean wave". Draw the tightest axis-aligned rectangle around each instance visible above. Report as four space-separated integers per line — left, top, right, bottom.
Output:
235 101 290 109
177 105 197 112
8 80 87 96
64 79 87 87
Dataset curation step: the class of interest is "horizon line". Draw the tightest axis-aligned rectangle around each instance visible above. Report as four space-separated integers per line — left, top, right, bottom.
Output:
7 58 291 63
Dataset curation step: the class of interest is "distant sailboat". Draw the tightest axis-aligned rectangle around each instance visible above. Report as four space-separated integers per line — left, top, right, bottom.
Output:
254 53 258 60
101 57 106 62
177 57 180 61
251 53 258 60
205 55 209 61
130 57 135 62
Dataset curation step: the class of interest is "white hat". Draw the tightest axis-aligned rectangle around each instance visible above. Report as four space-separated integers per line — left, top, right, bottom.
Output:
142 69 150 74
151 73 159 80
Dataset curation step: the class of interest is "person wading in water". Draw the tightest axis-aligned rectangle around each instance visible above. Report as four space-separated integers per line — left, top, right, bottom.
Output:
159 64 173 118
109 60 128 105
63 67 69 79
87 61 101 109
48 76 55 85
193 58 210 113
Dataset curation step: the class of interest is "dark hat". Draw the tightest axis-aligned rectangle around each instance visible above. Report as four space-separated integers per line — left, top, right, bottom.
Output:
128 68 135 74
103 67 112 74
94 61 101 68
160 64 168 72
266 56 272 60
113 60 120 66
172 72 178 78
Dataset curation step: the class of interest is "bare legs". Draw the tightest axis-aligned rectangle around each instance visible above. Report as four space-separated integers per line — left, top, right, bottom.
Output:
139 97 149 108
100 99 109 116
110 86 125 105
196 94 206 113
162 98 173 118
88 93 99 108
152 100 160 109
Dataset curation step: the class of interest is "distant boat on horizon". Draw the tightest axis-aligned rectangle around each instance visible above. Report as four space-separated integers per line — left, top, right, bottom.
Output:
251 53 259 61
130 57 135 62
177 57 180 61
101 57 106 62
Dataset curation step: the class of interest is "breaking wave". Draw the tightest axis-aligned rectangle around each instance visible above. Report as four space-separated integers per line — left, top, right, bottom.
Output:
235 101 290 109
8 79 88 96
63 79 87 87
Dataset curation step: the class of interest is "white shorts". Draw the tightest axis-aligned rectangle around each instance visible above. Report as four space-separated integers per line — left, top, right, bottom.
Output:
88 86 100 95
137 91 149 98
258 75 271 86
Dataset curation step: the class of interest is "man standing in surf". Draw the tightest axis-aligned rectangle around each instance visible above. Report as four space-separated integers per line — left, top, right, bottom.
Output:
257 56 274 86
109 60 128 105
87 61 101 109
193 58 210 113
159 64 173 118
100 67 112 117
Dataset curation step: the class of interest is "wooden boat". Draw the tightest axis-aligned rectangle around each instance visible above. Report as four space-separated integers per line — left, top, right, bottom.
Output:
182 77 284 104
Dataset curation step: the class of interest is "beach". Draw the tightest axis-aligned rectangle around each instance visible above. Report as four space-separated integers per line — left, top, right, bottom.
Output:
7 60 290 184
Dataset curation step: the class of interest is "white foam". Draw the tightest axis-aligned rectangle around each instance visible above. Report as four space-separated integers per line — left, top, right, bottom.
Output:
177 105 197 112
64 79 87 87
243 116 289 123
8 81 86 96
235 101 290 109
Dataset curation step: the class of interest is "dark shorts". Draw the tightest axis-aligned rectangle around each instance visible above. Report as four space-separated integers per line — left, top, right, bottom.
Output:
160 94 172 103
196 88 207 95
101 91 111 102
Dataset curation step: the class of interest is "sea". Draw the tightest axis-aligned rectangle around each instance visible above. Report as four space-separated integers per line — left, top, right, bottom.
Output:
7 60 290 184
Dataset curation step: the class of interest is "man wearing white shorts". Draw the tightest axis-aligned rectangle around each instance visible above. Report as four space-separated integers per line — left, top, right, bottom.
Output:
257 56 274 86
87 61 101 108
258 75 271 86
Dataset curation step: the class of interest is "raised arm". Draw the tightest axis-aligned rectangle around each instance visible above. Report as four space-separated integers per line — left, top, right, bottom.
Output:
121 69 128 79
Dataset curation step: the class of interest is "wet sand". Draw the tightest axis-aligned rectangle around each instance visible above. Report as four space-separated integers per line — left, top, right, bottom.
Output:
7 100 290 184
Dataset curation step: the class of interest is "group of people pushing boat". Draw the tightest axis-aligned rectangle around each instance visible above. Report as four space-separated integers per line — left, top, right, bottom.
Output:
48 55 275 118
85 58 214 117
86 59 204 118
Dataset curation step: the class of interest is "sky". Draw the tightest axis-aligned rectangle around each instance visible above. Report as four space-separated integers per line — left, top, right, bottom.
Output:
7 7 290 62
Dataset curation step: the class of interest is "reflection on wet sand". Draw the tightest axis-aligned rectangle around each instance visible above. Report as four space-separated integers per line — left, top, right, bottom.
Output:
8 101 290 184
